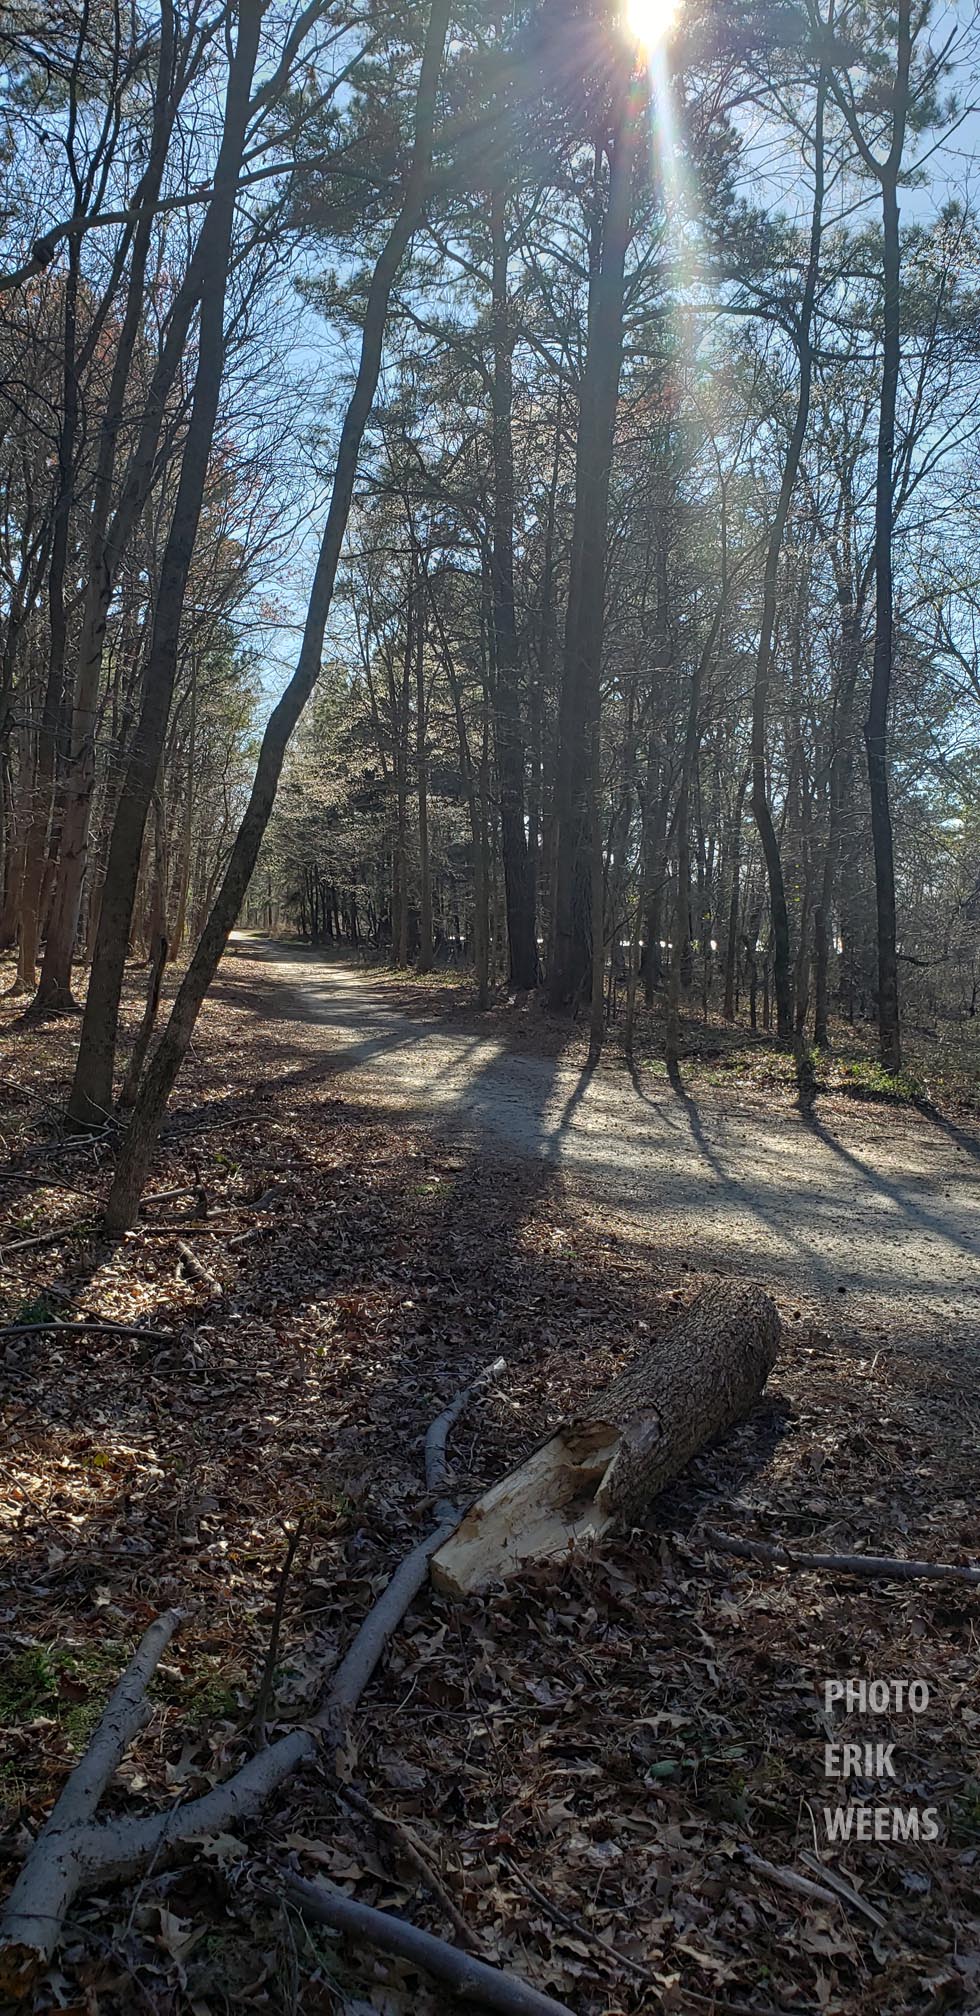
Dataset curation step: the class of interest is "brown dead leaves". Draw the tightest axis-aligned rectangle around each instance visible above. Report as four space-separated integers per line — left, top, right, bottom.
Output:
0 946 978 2014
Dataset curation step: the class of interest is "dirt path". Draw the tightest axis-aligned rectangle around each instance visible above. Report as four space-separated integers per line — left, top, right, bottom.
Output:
232 939 978 1350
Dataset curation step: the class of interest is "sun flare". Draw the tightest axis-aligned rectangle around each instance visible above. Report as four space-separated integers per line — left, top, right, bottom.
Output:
623 0 680 51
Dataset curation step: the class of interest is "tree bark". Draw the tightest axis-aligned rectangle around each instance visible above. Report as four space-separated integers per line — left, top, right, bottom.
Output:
67 0 263 1124
750 73 826 1040
431 1281 780 1596
16 235 81 991
489 178 536 990
549 74 635 1010
414 558 434 972
34 0 188 1011
865 177 903 1071
723 765 750 1021
824 3 912 1071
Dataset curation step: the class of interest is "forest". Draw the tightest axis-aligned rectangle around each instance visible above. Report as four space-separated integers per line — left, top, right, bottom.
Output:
0 2 978 2013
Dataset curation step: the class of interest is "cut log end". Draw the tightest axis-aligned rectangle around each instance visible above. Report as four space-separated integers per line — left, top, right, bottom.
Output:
430 1420 621 1598
431 1280 780 1598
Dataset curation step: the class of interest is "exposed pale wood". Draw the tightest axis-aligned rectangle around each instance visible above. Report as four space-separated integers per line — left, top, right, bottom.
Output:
431 1421 618 1597
433 1282 780 1597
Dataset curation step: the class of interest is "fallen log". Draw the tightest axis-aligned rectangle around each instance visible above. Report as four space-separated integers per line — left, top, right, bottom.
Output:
431 1281 780 1597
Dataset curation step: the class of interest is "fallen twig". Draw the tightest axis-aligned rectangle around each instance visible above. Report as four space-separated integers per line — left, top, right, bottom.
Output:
0 1360 505 1992
798 1850 886 1928
500 1850 652 1984
276 1870 574 2016
252 1520 306 1746
739 1846 847 1914
0 1321 173 1342
337 1779 479 1951
703 1526 980 1587
176 1238 222 1292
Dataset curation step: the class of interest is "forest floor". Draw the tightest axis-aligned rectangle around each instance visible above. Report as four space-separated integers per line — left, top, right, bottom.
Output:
0 937 978 2016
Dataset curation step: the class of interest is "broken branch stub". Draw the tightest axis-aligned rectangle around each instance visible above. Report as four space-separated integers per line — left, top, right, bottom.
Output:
431 1281 780 1597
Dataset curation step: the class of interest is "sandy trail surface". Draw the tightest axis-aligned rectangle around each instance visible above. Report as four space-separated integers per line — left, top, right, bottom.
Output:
229 939 977 1351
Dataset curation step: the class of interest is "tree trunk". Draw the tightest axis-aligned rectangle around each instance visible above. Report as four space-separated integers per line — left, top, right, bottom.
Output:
34 1 184 1011
431 1280 780 1595
723 765 750 1021
489 179 536 990
103 0 453 1229
750 73 826 1041
549 77 635 1009
813 603 862 1046
866 178 903 1072
17 239 80 993
67 0 263 1125
414 563 433 972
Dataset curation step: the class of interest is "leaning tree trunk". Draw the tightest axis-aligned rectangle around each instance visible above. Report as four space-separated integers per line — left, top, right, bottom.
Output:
431 1280 780 1596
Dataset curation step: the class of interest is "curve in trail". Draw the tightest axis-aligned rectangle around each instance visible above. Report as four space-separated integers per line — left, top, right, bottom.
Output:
230 941 978 1350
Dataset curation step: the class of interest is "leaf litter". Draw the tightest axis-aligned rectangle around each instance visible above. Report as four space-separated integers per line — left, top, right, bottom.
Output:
0 945 977 2014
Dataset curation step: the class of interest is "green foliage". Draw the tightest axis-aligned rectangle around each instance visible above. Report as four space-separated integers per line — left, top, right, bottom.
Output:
839 1058 927 1103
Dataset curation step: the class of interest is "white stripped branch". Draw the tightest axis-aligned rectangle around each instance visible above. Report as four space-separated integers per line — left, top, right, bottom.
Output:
0 1362 504 1997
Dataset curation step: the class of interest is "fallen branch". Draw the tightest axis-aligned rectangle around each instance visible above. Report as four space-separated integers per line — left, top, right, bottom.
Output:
0 1078 66 1121
426 1356 505 1519
0 1611 181 1985
0 1223 96 1255
797 1850 886 1928
140 1186 205 1209
704 1527 980 1587
277 1870 574 2016
500 1850 652 1984
0 1171 91 1197
0 1360 504 1994
0 1322 174 1342
21 1126 117 1161
739 1847 850 1915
